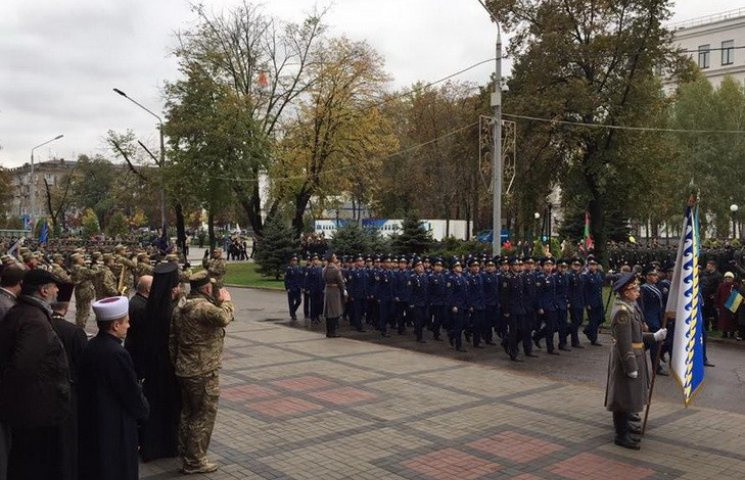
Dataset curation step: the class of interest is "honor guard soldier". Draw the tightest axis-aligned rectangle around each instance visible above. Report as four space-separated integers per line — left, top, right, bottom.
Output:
483 257 501 341
465 258 488 348
347 255 368 332
605 273 667 450
409 257 428 342
375 256 394 337
447 258 468 352
535 258 559 354
555 259 571 350
393 257 411 335
567 258 586 348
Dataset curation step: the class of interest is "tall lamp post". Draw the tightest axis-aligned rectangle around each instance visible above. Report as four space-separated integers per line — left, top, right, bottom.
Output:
534 211 541 242
113 88 167 234
30 134 64 230
731 204 739 239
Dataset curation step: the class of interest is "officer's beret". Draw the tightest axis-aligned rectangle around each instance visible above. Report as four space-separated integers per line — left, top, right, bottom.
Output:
613 273 638 293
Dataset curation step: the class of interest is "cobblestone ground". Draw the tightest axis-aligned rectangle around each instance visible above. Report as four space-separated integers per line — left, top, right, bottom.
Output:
136 290 745 480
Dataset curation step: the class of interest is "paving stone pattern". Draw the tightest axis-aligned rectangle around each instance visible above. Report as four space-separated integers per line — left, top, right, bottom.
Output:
140 309 745 479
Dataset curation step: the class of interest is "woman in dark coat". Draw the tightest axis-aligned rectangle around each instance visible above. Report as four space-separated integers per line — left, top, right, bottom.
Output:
322 253 346 338
139 262 182 461
715 272 736 337
605 273 666 450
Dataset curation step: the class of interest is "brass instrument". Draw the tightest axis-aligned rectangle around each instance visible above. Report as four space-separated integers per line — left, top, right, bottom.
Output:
117 260 128 295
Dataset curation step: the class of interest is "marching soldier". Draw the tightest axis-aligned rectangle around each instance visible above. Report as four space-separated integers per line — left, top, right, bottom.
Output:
427 258 448 342
555 259 571 350
409 258 428 342
284 255 303 321
582 258 605 346
535 258 559 354
70 253 96 328
447 258 468 352
567 258 586 349
465 259 487 348
347 255 367 332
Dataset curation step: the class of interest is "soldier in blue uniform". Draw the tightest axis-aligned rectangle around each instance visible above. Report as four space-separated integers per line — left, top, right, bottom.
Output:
347 255 368 332
302 255 312 320
365 256 379 328
640 266 667 375
393 257 411 335
284 255 303 321
535 258 560 354
582 258 605 345
555 259 571 350
304 254 324 326
567 258 586 349
466 259 488 348
523 258 540 347
409 258 429 343
483 258 501 341
658 262 675 360
502 258 535 360
427 258 448 341
447 258 468 352
376 255 394 337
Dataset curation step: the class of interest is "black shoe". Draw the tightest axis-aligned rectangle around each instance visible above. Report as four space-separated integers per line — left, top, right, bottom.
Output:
456 347 467 352
474 344 485 349
591 341 603 346
486 341 497 346
614 435 641 450
356 328 367 333
559 346 571 352
628 423 642 434
434 336 443 342
326 334 340 338
548 351 560 355
572 343 584 349
381 332 390 338
509 355 522 362
704 361 715 367
629 413 641 422
533 336 542 349
526 353 539 358
417 339 427 343
656 367 669 376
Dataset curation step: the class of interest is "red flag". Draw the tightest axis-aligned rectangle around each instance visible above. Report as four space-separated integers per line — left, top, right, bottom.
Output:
583 211 594 250
257 71 269 88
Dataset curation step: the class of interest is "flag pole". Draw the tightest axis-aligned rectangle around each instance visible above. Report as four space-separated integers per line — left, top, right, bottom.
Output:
642 194 697 435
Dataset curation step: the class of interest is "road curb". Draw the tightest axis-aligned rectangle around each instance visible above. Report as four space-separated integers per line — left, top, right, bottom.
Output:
224 283 284 292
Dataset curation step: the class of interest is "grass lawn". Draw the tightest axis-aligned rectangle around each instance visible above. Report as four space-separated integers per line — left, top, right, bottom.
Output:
223 262 285 290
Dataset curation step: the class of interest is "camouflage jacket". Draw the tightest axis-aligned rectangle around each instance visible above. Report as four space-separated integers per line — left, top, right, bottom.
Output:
202 258 227 286
169 292 234 377
51 264 71 283
135 262 154 280
70 264 95 297
101 265 119 298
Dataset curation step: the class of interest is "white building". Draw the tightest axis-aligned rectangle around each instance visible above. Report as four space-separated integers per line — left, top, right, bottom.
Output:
666 8 745 89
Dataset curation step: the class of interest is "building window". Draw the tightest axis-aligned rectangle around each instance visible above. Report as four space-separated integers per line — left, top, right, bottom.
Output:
722 40 734 65
698 45 710 69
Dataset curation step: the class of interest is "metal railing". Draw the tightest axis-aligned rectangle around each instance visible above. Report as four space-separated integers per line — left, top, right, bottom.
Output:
669 8 745 31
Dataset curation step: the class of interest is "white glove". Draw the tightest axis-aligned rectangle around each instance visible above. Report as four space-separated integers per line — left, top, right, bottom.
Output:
628 371 638 379
654 328 667 342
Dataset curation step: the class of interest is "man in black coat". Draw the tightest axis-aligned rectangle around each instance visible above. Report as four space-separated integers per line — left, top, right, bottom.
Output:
50 282 88 480
124 275 152 379
0 269 72 480
78 296 149 480
0 266 23 480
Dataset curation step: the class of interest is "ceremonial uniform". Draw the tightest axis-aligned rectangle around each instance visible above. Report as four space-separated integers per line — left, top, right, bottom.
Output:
536 267 559 354
71 260 96 327
376 263 394 337
567 262 585 347
427 262 448 341
393 263 411 334
582 266 605 344
465 264 487 348
483 264 502 339
410 266 428 342
447 265 468 352
284 259 303 320
347 262 368 332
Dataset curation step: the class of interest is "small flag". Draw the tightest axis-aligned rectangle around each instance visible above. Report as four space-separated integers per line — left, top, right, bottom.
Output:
39 221 49 245
665 201 705 406
583 211 594 250
725 290 744 313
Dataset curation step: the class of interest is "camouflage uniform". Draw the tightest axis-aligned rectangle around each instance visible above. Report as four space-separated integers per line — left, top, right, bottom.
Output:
202 254 227 289
115 252 137 294
51 258 71 283
70 258 96 327
135 254 154 284
169 279 234 472
100 261 119 298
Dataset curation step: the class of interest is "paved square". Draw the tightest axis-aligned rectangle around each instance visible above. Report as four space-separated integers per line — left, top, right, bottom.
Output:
140 289 745 479
402 448 502 480
549 452 655 480
467 430 564 463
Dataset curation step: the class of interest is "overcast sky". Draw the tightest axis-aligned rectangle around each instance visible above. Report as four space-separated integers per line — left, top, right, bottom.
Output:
0 0 740 168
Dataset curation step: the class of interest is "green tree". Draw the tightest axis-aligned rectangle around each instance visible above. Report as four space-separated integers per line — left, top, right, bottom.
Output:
330 222 385 255
391 213 434 254
254 216 300 279
81 208 101 238
106 211 129 237
485 0 689 263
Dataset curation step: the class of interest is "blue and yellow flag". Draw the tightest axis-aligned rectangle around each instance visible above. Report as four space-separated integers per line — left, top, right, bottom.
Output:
665 203 705 406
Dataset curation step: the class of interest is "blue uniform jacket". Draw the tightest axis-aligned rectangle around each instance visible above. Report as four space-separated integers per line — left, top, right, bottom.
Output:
284 265 304 291
568 271 584 308
501 272 526 316
393 269 412 303
427 271 449 306
410 272 428 307
555 271 569 311
448 273 468 310
536 272 558 312
376 269 394 301
465 272 485 311
523 271 538 312
582 271 604 308
482 272 500 308
640 282 664 329
348 268 367 301
365 267 378 299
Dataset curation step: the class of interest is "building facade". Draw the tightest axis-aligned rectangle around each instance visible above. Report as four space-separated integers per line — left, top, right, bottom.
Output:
6 158 77 224
667 8 745 89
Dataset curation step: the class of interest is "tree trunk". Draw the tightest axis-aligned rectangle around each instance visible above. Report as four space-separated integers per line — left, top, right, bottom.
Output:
175 201 186 261
207 207 216 251
292 190 313 236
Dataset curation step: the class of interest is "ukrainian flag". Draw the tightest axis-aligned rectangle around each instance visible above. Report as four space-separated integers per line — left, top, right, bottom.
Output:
724 290 743 314
665 202 705 406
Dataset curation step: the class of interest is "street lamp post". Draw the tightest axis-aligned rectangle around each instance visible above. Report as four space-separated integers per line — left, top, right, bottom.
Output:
113 88 167 234
730 204 739 239
534 211 541 242
30 134 64 230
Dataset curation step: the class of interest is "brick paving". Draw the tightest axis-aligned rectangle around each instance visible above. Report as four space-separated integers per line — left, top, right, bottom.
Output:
139 294 745 479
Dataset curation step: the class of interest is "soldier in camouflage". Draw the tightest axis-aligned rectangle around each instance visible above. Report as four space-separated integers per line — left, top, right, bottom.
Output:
202 248 227 289
101 254 120 297
169 270 234 475
51 254 71 283
70 253 96 327
135 252 154 284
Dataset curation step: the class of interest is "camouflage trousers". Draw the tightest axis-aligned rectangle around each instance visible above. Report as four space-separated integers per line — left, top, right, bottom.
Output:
177 371 220 469
75 288 93 328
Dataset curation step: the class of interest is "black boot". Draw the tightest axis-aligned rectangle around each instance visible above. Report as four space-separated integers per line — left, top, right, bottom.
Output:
613 412 640 450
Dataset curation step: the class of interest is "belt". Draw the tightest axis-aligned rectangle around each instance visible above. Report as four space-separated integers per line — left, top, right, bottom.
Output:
632 342 644 349
326 283 340 287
